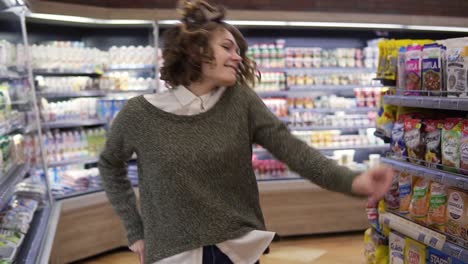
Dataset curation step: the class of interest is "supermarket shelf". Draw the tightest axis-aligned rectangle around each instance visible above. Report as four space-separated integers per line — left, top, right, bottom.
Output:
33 70 102 77
384 95 468 111
42 119 107 129
38 89 156 98
288 84 381 92
106 65 155 71
54 187 104 200
381 212 468 262
289 124 374 131
0 122 26 137
254 144 389 154
48 157 99 167
373 129 391 144
256 90 289 97
14 204 57 264
105 89 156 95
38 90 106 98
381 157 468 191
0 164 29 210
284 67 377 74
256 177 303 182
289 107 378 114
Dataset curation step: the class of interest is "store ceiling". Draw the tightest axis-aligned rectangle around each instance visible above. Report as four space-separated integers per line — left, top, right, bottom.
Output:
34 0 468 18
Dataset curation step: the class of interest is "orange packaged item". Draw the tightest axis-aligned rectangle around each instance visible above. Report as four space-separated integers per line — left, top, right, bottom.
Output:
446 188 468 240
398 172 412 214
409 177 430 224
427 182 447 232
461 120 468 175
404 238 426 264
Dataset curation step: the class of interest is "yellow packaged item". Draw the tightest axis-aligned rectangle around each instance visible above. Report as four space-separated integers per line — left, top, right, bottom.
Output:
364 228 389 264
404 238 426 264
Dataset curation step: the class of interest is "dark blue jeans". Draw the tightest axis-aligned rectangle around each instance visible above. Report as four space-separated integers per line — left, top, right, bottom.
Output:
202 245 260 264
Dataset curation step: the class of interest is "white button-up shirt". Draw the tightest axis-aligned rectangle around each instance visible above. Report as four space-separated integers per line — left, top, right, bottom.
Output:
143 85 275 264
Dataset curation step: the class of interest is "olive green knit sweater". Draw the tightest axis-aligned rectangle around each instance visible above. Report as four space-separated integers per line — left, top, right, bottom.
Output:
98 86 360 263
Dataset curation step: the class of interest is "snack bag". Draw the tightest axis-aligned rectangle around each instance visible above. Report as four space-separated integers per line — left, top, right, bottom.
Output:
399 172 412 214
397 46 407 89
389 231 405 264
409 177 430 224
446 188 468 240
461 120 468 175
385 171 400 211
427 182 448 231
446 46 467 97
404 238 426 264
392 115 408 159
422 44 444 95
404 118 425 164
442 118 463 173
424 120 442 169
405 45 423 95
364 228 389 264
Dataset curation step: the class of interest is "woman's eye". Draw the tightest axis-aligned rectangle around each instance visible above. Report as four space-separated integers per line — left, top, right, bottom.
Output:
222 45 230 50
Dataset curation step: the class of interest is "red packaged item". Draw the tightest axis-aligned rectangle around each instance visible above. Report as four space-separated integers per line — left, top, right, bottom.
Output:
461 120 468 175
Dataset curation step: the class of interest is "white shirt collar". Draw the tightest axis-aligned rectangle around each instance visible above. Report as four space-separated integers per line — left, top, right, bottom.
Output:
172 85 224 107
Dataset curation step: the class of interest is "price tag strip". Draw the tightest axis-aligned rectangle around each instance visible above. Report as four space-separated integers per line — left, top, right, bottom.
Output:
380 212 446 250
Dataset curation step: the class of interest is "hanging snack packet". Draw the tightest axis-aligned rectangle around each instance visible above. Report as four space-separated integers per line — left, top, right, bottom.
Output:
391 115 408 160
385 171 400 211
422 44 443 96
399 172 412 214
442 118 463 173
424 119 442 169
409 177 431 224
404 118 425 165
446 47 467 97
405 45 423 95
397 46 407 90
427 182 447 232
461 119 468 175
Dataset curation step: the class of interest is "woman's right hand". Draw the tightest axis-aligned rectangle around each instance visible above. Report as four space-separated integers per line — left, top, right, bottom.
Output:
129 240 145 264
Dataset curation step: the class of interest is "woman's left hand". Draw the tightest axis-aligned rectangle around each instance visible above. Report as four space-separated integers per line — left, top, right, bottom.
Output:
351 165 395 203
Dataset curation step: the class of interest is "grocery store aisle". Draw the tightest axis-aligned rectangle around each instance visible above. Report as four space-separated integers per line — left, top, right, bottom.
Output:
76 231 364 264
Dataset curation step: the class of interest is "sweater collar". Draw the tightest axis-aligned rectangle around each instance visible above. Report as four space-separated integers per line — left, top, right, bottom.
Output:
172 85 224 108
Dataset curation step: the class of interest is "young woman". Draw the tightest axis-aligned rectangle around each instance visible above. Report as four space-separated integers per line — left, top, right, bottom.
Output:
98 1 394 263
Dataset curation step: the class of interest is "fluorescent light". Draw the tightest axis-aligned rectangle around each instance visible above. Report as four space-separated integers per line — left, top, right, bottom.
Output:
28 13 152 25
158 20 179 25
288 21 404 29
26 14 468 32
226 20 288 26
405 25 468 33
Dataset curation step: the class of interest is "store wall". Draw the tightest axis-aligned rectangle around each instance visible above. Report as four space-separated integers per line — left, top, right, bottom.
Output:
43 0 468 18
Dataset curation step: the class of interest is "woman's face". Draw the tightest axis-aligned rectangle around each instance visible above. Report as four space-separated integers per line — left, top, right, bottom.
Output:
201 28 242 87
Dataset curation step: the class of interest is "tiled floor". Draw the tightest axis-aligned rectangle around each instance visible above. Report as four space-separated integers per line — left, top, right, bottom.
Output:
77 232 364 264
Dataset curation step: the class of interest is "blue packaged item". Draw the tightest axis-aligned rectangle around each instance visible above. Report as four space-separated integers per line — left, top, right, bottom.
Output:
427 247 450 264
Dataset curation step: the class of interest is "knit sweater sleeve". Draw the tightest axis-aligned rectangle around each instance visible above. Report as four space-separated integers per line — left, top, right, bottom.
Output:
247 88 360 196
98 102 144 245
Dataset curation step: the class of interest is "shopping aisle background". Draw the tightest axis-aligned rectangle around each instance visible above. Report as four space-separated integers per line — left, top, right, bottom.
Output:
75 232 363 264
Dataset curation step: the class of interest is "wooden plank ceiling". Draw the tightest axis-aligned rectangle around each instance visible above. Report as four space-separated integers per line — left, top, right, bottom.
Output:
36 0 468 18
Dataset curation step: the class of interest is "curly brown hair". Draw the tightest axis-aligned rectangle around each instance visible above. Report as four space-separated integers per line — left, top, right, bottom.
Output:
160 0 259 89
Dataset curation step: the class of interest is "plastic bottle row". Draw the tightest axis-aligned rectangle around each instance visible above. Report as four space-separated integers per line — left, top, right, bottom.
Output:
247 40 286 69
41 98 99 122
291 128 385 148
29 41 157 72
287 72 376 87
289 112 376 128
253 72 287 92
288 94 379 110
25 128 106 164
0 40 26 70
